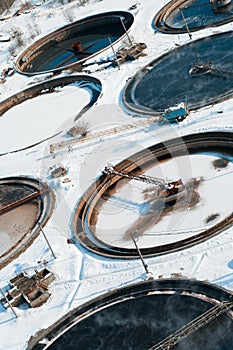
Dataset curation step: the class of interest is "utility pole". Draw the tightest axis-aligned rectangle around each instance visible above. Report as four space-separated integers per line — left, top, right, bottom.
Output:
0 287 18 318
108 36 120 70
120 17 133 46
179 8 192 40
130 233 150 275
38 222 56 259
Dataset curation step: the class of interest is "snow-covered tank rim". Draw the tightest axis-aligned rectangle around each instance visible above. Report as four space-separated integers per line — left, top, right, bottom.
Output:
14 11 134 76
0 176 55 269
27 278 233 350
123 30 233 115
72 131 233 259
0 75 102 156
153 0 233 34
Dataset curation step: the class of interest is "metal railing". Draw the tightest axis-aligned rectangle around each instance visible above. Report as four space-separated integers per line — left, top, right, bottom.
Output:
148 300 233 350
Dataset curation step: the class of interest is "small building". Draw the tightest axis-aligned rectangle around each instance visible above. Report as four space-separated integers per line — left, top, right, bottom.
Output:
113 42 147 66
67 126 82 137
67 123 89 138
51 166 67 178
1 268 55 308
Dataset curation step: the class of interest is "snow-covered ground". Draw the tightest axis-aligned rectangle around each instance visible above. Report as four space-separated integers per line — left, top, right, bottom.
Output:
0 0 232 349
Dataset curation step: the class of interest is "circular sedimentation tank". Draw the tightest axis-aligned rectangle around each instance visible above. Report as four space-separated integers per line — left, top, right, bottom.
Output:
0 177 55 268
123 31 233 115
15 11 134 75
73 131 233 258
153 0 233 34
0 75 102 155
28 279 233 350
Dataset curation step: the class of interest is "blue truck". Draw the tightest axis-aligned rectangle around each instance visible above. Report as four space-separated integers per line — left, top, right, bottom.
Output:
159 101 189 123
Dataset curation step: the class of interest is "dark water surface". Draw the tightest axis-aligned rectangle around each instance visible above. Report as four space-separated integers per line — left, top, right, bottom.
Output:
20 14 133 74
48 293 233 350
166 0 233 29
129 31 233 111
